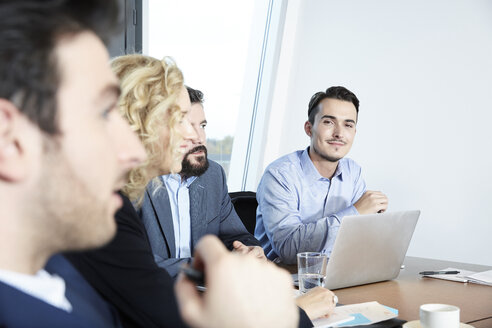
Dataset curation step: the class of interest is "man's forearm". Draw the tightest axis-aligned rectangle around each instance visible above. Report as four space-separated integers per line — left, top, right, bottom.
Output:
270 206 357 264
270 219 332 264
155 257 191 279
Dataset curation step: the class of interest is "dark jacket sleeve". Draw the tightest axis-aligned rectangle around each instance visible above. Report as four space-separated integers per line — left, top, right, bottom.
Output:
213 162 261 249
299 307 314 328
65 193 188 328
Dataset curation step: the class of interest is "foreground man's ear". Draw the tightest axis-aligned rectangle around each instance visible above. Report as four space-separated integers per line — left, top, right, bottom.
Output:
0 98 31 182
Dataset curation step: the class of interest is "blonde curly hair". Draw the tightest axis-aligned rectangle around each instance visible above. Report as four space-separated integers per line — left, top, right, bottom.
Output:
111 54 184 205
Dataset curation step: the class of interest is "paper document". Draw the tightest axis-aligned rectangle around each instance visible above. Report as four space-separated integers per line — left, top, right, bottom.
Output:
312 301 398 327
423 267 492 286
467 269 492 286
422 267 475 283
311 313 354 328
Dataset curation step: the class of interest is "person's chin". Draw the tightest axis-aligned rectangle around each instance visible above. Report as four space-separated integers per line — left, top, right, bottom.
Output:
111 192 123 210
328 155 343 162
75 215 117 251
320 151 343 163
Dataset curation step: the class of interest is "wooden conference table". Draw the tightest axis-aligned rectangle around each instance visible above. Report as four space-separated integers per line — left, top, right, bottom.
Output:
282 257 492 327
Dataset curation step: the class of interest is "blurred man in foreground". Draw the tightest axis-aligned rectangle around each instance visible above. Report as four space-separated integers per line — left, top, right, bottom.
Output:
0 1 145 326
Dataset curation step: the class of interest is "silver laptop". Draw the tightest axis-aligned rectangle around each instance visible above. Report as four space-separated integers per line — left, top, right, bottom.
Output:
324 210 420 290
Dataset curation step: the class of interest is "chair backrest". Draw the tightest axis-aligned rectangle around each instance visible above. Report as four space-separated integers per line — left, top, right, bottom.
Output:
229 191 258 235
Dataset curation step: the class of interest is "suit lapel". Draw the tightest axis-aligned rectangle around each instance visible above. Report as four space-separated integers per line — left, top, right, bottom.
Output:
189 178 207 250
149 185 176 257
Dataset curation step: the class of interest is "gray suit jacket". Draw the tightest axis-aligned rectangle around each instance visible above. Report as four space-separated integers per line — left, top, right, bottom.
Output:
139 160 260 278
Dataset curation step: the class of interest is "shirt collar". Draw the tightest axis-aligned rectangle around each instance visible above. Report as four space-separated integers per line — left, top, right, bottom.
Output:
300 147 345 182
162 173 197 188
333 162 345 181
300 148 324 182
0 269 72 312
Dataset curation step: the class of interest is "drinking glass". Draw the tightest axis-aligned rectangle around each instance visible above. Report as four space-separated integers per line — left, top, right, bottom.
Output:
297 252 327 294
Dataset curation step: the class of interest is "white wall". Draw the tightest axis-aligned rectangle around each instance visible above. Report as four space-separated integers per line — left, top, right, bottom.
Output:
261 0 492 265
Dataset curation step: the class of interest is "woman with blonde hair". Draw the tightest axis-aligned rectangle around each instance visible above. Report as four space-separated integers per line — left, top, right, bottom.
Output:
111 54 196 205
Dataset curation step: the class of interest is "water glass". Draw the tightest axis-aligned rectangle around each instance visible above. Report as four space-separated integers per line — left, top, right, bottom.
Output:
297 252 327 294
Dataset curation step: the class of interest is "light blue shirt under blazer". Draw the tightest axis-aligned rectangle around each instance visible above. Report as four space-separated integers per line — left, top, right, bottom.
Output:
162 174 197 259
255 148 366 264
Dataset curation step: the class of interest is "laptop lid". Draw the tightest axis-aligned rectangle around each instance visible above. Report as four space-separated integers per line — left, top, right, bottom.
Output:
324 210 420 290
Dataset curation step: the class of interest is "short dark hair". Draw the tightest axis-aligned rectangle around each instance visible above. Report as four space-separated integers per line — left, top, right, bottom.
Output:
0 0 119 135
307 86 359 124
186 86 204 104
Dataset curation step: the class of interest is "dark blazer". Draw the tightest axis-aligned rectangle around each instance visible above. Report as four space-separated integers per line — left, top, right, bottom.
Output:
0 255 121 328
66 193 188 328
66 192 312 328
140 160 260 277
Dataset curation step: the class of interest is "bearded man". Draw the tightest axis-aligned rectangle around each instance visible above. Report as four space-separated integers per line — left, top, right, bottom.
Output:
140 86 264 278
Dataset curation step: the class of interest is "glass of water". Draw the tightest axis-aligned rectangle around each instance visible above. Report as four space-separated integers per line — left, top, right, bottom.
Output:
297 252 327 294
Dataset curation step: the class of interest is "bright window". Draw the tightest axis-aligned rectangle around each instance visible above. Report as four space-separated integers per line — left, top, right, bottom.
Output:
145 0 257 177
144 0 287 191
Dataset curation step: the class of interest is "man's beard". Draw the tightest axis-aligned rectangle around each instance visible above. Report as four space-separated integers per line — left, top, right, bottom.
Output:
312 144 342 163
180 145 209 179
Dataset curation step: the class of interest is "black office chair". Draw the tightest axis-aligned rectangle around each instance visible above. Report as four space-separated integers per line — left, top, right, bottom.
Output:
229 191 258 235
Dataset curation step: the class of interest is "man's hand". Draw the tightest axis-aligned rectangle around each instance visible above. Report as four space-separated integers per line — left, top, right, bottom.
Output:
354 190 388 214
295 287 336 320
232 240 267 261
175 235 298 328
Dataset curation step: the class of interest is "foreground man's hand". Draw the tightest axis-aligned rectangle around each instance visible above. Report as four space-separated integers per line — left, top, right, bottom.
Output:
295 286 336 320
232 240 267 261
175 235 299 328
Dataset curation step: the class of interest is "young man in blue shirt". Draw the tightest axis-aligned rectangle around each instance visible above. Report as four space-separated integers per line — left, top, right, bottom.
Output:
256 86 389 264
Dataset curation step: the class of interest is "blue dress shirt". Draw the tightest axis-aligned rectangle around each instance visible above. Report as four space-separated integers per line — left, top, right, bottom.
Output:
162 174 197 258
255 148 366 264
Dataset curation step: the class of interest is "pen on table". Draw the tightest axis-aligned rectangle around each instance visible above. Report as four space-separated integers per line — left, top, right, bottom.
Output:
419 270 460 275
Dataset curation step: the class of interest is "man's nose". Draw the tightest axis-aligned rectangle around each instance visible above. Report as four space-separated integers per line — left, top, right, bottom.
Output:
332 123 343 139
193 126 205 145
181 117 198 143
